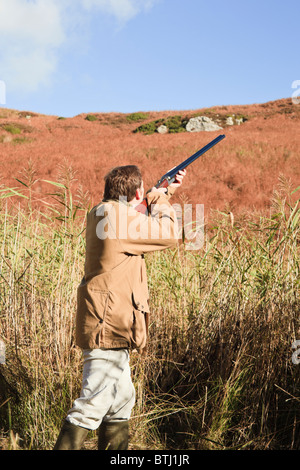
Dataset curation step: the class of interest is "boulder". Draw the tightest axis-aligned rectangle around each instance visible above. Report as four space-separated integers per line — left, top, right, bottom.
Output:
156 124 168 134
186 116 222 132
226 116 234 126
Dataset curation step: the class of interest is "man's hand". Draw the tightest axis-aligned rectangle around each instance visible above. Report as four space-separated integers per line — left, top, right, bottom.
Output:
170 169 186 188
149 169 187 194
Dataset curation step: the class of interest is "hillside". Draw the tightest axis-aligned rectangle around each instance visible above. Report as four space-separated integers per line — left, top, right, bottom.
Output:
0 98 299 216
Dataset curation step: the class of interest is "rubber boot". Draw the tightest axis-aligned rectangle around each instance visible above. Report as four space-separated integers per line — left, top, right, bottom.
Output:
98 420 129 450
53 420 89 450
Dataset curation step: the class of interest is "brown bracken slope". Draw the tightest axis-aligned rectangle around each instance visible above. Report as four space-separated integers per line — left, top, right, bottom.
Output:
0 98 299 216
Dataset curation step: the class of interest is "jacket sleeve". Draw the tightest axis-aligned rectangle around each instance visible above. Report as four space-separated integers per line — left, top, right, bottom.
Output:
117 187 179 255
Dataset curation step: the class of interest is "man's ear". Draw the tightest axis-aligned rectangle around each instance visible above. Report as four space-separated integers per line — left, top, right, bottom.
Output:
136 185 144 200
135 187 142 200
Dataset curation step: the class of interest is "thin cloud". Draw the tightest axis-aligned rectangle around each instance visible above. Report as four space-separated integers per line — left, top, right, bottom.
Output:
80 0 159 22
0 0 160 93
0 0 65 92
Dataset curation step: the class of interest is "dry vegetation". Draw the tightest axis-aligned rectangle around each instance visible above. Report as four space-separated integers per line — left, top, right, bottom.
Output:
0 97 299 214
0 98 299 450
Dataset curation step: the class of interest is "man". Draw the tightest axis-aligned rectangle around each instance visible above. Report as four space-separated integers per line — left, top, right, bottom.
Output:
54 165 186 450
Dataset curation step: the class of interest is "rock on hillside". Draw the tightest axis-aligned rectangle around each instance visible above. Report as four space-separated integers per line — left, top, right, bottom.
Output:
186 116 223 132
133 111 248 135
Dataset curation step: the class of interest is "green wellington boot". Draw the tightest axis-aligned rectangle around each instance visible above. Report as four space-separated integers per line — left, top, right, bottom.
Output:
98 420 129 450
53 420 89 450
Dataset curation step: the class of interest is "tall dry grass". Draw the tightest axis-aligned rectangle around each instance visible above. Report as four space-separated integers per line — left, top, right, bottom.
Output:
0 168 299 450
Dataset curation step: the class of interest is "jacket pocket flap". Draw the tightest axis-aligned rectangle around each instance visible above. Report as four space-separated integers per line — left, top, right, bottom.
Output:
131 292 149 313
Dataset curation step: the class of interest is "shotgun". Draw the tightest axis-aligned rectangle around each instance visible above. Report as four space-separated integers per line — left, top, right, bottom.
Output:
136 134 226 213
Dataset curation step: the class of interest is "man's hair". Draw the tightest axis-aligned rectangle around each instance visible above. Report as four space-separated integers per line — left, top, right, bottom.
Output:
103 165 142 201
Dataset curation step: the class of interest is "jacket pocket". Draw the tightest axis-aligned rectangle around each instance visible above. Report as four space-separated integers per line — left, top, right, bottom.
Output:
76 282 110 348
131 293 149 350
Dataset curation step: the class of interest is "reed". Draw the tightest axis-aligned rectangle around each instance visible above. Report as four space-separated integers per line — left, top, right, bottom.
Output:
0 172 299 450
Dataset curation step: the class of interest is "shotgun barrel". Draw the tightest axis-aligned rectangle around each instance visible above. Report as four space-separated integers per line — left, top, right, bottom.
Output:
155 134 226 188
135 133 226 213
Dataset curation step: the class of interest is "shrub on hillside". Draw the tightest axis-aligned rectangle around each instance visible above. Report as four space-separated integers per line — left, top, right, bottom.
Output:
134 115 187 135
2 124 21 135
133 121 159 135
126 112 149 122
164 115 187 133
85 114 98 122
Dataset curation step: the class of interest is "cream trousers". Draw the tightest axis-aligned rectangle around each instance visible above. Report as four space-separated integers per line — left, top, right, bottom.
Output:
66 348 135 430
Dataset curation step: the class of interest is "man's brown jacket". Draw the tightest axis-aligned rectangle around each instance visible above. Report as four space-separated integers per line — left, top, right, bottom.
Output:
75 187 178 351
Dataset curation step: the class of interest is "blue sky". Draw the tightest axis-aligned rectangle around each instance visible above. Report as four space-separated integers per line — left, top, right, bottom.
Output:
0 0 299 117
